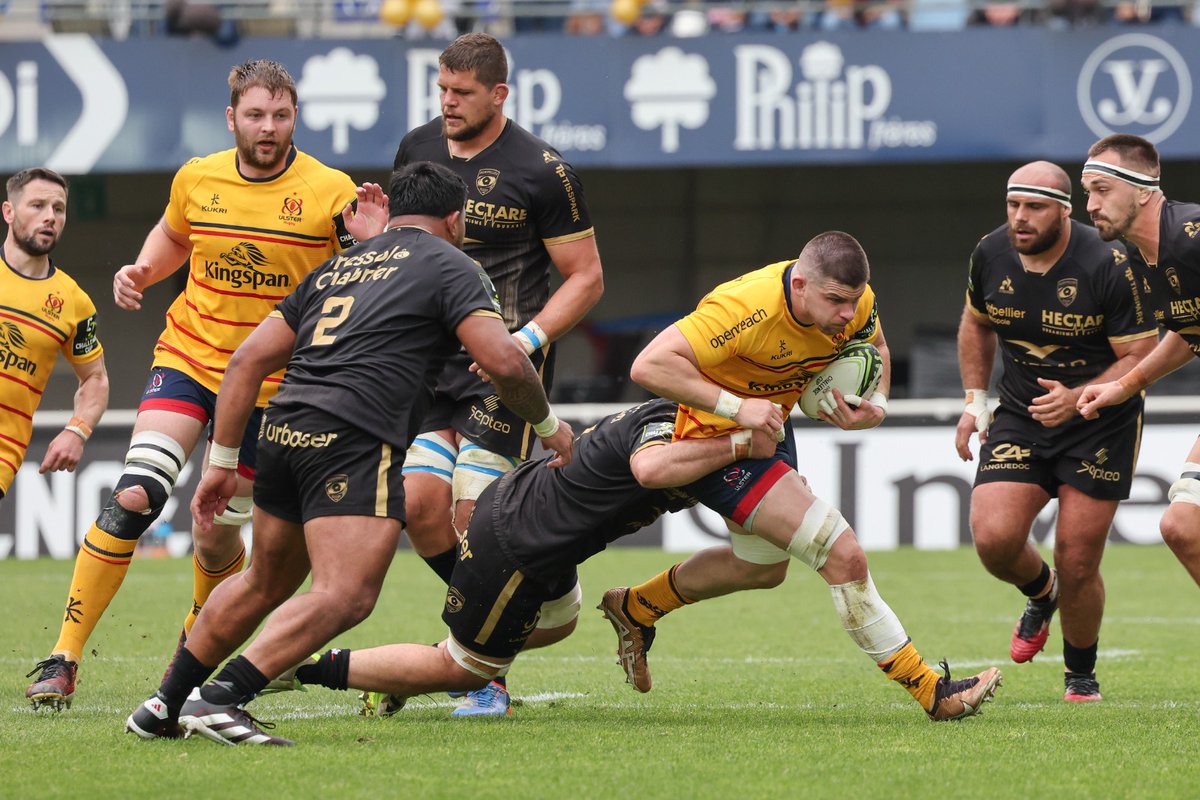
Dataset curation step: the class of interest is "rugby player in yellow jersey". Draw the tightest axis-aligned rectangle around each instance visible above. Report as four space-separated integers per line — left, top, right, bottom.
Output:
25 60 387 710
601 231 1003 720
0 168 107 508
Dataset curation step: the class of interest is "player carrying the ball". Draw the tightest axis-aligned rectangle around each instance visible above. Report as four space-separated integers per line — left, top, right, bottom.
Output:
602 231 1003 721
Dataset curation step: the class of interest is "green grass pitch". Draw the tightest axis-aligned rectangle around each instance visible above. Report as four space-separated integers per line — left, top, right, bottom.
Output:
3 545 1199 799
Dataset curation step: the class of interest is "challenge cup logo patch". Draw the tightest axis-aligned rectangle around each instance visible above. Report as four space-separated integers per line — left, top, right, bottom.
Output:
325 474 349 502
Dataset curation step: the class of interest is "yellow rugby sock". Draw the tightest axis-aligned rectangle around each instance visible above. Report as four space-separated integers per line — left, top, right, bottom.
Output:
627 564 694 628
183 546 245 635
878 640 940 711
52 525 138 663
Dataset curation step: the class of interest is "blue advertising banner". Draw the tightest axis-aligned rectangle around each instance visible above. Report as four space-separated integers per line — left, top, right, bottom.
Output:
0 29 1198 173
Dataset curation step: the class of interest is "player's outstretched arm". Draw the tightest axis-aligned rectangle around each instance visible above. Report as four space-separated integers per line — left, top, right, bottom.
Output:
631 428 776 489
631 325 784 439
458 313 574 467
113 217 192 311
39 355 109 474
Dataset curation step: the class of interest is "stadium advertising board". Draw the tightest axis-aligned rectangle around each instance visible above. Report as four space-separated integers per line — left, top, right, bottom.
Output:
0 30 1199 171
0 414 1180 559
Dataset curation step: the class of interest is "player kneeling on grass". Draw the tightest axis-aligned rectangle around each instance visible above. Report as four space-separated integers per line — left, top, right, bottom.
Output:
599 231 1002 721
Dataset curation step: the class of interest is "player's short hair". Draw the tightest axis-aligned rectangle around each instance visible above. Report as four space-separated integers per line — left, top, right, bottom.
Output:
5 167 68 200
798 231 870 286
388 161 468 218
440 33 508 88
1088 134 1160 178
228 59 297 109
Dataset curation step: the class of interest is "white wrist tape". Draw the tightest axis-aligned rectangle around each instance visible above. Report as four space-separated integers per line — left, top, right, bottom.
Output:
965 388 992 433
868 391 888 417
513 321 548 355
533 412 560 438
208 442 241 470
713 389 743 420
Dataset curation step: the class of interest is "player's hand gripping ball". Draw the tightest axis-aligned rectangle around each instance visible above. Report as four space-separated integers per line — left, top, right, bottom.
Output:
799 341 883 420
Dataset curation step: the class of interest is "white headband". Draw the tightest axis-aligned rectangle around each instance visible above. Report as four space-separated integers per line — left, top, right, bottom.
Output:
1007 183 1072 209
1081 160 1161 191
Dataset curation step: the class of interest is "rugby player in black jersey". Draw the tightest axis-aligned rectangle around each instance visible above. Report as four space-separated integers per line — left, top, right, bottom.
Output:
391 32 604 716
956 161 1157 702
125 161 573 745
1079 135 1200 594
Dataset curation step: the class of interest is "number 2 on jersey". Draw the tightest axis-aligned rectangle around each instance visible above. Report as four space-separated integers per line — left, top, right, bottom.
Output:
311 296 355 346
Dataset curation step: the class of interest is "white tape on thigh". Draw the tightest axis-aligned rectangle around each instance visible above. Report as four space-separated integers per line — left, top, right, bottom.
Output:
786 499 849 570
728 518 790 565
829 573 909 663
212 494 253 527
1168 463 1200 507
125 430 187 494
536 580 583 629
452 444 521 504
446 633 514 680
402 433 459 484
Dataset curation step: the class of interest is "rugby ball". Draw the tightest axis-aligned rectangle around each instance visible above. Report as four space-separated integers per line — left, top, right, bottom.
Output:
798 341 883 420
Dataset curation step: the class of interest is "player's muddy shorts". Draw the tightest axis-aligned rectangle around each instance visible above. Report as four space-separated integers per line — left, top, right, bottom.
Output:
975 399 1143 501
253 405 406 524
442 476 577 659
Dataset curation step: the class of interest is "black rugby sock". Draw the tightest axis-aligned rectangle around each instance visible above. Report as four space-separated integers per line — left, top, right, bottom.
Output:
1018 561 1055 600
201 654 268 705
1063 638 1099 675
159 646 216 716
422 547 457 586
296 648 351 691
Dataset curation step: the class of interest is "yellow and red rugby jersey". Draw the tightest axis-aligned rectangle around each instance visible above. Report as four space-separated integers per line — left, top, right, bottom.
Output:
0 255 103 492
673 259 879 440
154 147 357 406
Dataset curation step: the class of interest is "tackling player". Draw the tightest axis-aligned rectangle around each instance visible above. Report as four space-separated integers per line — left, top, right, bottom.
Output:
1078 135 1200 592
390 32 604 716
0 168 107 510
25 60 387 711
604 231 1002 720
126 161 572 745
955 161 1156 702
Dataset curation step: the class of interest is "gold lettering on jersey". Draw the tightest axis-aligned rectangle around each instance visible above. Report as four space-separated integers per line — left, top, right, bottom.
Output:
315 265 400 289
1056 278 1078 308
0 321 36 376
1041 310 1103 336
980 442 1031 471
1168 297 1200 322
553 163 582 223
985 303 1025 325
264 421 339 448
1125 266 1145 325
469 404 513 434
1077 449 1120 482
709 308 768 348
465 198 529 229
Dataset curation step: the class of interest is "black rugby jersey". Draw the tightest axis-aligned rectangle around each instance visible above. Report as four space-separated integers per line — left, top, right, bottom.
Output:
269 226 502 449
1124 199 1200 353
395 118 594 332
488 399 696 581
966 219 1155 416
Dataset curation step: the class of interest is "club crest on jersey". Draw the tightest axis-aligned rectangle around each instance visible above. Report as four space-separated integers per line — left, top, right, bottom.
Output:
475 168 500 196
445 587 465 614
42 291 64 320
280 194 303 223
1185 221 1200 239
1166 266 1182 294
1057 278 1078 307
325 474 349 503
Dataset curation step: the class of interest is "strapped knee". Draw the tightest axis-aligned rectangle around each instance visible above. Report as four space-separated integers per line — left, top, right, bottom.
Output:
98 431 186 540
536 580 582 629
446 634 513 680
787 499 849 570
829 573 909 662
212 494 253 527
452 444 521 505
1168 463 1200 507
403 432 458 485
